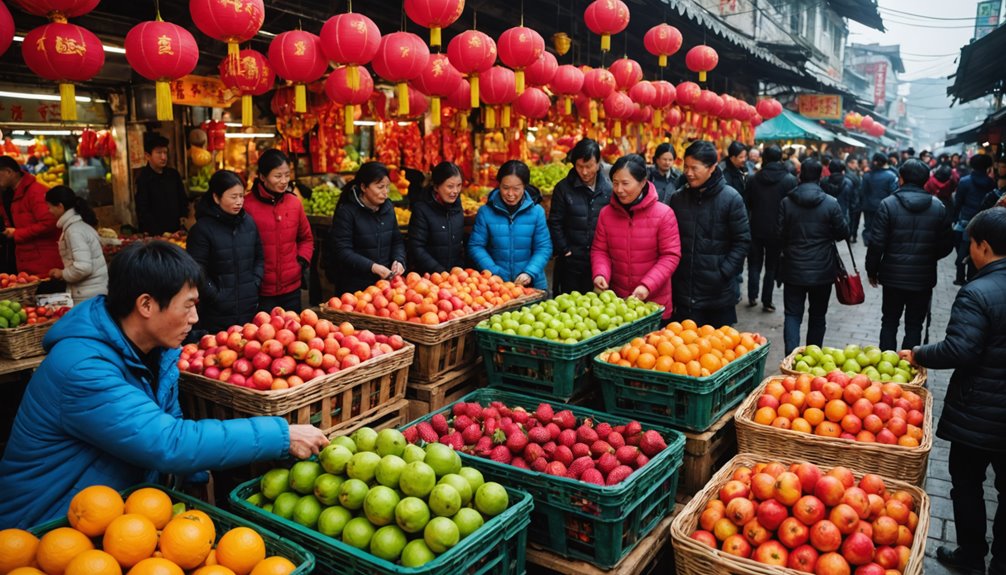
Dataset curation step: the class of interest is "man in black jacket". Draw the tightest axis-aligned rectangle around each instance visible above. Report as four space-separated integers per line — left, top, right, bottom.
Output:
821 159 854 222
743 145 797 311
845 156 863 243
718 141 748 194
905 207 1006 575
648 142 682 202
134 134 190 236
866 159 955 351
548 139 612 294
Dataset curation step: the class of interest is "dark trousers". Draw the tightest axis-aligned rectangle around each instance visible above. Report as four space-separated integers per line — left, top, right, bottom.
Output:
552 256 594 295
862 210 877 245
783 283 832 354
747 238 780 306
849 208 862 241
949 441 1006 558
259 289 302 313
880 286 930 350
670 305 738 328
956 234 977 283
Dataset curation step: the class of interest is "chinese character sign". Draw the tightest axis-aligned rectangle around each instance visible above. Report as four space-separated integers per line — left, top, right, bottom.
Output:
797 94 843 120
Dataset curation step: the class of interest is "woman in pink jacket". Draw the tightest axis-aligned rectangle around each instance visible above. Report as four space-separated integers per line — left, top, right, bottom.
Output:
591 155 681 319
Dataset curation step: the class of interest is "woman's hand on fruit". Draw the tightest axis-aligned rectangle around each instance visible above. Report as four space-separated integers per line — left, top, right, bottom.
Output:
372 263 392 279
288 424 329 459
593 276 609 291
514 273 532 287
899 349 917 367
632 285 649 301
390 261 405 277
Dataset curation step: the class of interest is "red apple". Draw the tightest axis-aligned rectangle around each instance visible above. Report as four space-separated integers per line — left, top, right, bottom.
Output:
243 340 262 359
721 534 751 558
872 402 892 422
809 520 842 552
871 517 899 546
753 540 789 566
793 495 827 526
297 325 316 343
242 323 258 342
177 359 190 372
295 363 315 382
876 429 897 445
276 329 296 347
215 331 228 346
699 507 723 532
315 319 332 338
742 518 771 546
815 552 851 575
689 530 716 547
751 473 776 501
256 323 276 343
232 358 252 376
756 499 788 531
827 466 855 488
887 417 907 437
253 311 270 326
226 331 245 351
778 517 810 549
199 334 216 349
863 414 884 434
263 339 285 359
895 545 911 571
321 353 338 370
718 480 750 504
788 544 820 573
814 476 846 507
271 356 296 377
726 497 756 526
204 366 220 380
758 394 781 410
774 472 802 506
853 563 885 575
228 373 247 387
304 348 324 368
388 334 405 350
795 462 823 494
351 342 372 362
323 337 340 356
843 487 871 519
829 504 861 535
357 329 377 346
873 545 899 569
713 518 739 541
299 308 318 326
251 369 273 390
340 354 361 369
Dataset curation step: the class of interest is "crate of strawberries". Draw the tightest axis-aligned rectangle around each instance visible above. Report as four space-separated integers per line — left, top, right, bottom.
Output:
400 388 685 569
0 300 70 359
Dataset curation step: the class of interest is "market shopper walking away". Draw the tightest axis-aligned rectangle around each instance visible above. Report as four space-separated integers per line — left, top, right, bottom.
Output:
925 161 957 210
777 158 849 355
866 159 955 351
952 153 995 285
244 149 313 312
0 156 62 277
591 154 681 320
744 145 797 312
469 160 552 290
860 153 898 246
820 159 854 223
902 207 1006 575
408 161 466 274
648 142 682 202
0 241 329 529
548 139 612 294
668 140 750 327
325 161 406 293
133 134 190 237
45 185 108 303
845 155 863 243
186 170 264 334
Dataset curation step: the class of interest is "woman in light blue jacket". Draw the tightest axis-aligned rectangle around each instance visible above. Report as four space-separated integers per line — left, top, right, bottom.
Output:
468 160 552 290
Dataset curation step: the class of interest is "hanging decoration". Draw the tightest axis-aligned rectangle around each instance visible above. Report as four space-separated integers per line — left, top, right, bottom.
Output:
447 29 497 109
755 97 783 120
685 44 718 82
497 26 544 93
412 53 463 127
394 86 429 119
404 0 465 48
549 64 584 115
650 80 676 126
371 31 430 116
320 12 381 91
190 0 264 65
0 1 15 57
219 49 274 126
446 78 471 128
514 86 550 121
581 67 615 123
22 22 104 121
603 91 632 137
9 0 98 18
551 32 571 56
268 30 328 114
124 18 199 121
643 23 682 68
696 89 723 128
675 80 701 125
664 106 682 128
609 58 642 92
525 50 558 87
629 80 656 108
325 65 373 134
583 0 629 53
479 65 516 129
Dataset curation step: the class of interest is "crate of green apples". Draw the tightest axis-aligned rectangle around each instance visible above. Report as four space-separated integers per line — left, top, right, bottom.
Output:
781 345 926 388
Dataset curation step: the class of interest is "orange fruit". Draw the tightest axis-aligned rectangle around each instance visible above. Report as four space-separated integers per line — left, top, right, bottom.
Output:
635 352 656 370
37 527 95 575
754 407 777 425
656 341 675 357
740 334 756 349
193 566 237 575
250 557 296 575
665 321 683 334
159 512 215 569
65 549 122 575
685 360 702 377
654 355 674 372
695 338 712 356
68 485 124 537
124 488 174 530
824 399 849 423
670 361 688 375
898 435 920 447
815 421 842 438
215 527 266 575
680 319 697 332
777 403 800 421
623 347 640 365
639 343 658 357
734 344 749 357
804 407 826 426
698 324 716 337
629 337 645 348
791 418 813 434
0 528 40 573
104 514 159 568
8 568 46 575
672 345 693 364
722 349 736 362
699 353 721 373
680 330 698 344
126 557 185 575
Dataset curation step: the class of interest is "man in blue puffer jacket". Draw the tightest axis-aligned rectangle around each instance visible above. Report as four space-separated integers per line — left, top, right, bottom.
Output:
860 152 899 245
0 241 329 529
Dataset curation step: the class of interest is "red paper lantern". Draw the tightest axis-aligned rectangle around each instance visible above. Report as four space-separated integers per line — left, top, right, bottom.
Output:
124 20 198 121
651 80 676 108
10 0 97 19
447 79 471 111
404 0 464 48
514 87 551 120
582 67 615 123
750 114 763 128
736 103 756 123
497 26 545 92
609 58 642 92
843 112 856 129
0 1 15 56
396 86 429 119
413 53 463 126
604 91 633 137
665 106 682 128
685 45 718 82
219 49 274 127
643 23 682 67
190 0 264 62
525 50 558 87
755 98 782 120
861 115 875 130
632 104 652 124
869 122 885 137
447 29 497 108
372 31 430 116
583 0 629 52
320 13 381 92
697 90 723 117
22 22 104 121
627 81 655 110
479 65 516 128
549 64 584 115
326 65 373 134
268 30 328 114
675 81 701 108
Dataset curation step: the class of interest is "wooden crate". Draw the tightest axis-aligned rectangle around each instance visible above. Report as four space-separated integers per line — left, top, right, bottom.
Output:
409 330 480 384
678 409 737 497
329 397 411 438
406 359 485 421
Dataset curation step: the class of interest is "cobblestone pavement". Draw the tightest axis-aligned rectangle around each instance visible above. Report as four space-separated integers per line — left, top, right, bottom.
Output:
736 238 984 575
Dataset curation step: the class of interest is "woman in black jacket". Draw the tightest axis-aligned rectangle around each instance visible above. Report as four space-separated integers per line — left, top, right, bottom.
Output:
408 162 465 274
186 170 264 333
325 162 406 294
777 158 849 354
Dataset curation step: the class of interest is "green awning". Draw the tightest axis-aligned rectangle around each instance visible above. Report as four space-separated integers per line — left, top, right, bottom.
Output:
755 109 836 142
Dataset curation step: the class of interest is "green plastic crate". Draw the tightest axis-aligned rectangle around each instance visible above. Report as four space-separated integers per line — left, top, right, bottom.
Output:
230 479 532 575
401 388 685 568
476 308 663 401
28 483 315 574
594 341 771 432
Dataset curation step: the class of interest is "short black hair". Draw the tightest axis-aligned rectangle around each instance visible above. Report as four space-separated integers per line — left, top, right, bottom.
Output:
800 158 822 182
45 185 98 226
431 161 462 187
871 153 888 168
653 142 674 162
106 241 203 320
899 159 930 187
828 159 845 174
967 207 1006 255
683 140 718 167
568 138 601 164
257 148 290 179
207 170 244 198
762 145 782 164
727 141 747 158
496 160 530 186
970 154 993 172
0 155 20 172
144 134 169 155
609 154 648 182
846 155 858 165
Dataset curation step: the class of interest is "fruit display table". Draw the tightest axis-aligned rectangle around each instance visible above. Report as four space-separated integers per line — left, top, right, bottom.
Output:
0 354 44 378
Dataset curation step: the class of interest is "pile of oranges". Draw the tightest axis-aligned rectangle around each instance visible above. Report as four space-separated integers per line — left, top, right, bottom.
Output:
602 320 767 378
0 486 298 575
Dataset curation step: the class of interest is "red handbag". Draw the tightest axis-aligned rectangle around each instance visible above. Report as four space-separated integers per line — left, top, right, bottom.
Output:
835 240 865 305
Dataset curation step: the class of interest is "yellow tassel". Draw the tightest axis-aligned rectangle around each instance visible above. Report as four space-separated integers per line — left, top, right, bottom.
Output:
686 110 692 124
59 83 77 121
460 114 468 129
614 120 622 138
653 108 662 127
601 34 610 52
155 80 173 121
432 97 441 127
226 42 240 76
502 105 511 128
348 65 359 90
659 55 667 67
515 70 525 93
703 115 708 129
699 71 707 82
590 103 598 124
397 82 409 115
295 84 307 113
345 104 354 134
471 75 480 108
242 94 252 126
564 97 572 115
431 27 441 47
485 107 496 129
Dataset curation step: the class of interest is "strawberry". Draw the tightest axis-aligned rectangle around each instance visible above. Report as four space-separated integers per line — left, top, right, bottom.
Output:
553 410 576 430
615 445 640 465
452 403 468 417
461 423 483 445
613 424 625 434
416 422 439 443
624 421 643 440
557 428 577 448
639 430 667 457
545 461 568 476
524 442 545 463
581 468 605 485
474 436 494 456
607 431 626 449
491 428 506 445
545 422 561 441
500 421 521 437
489 444 512 464
402 426 418 443
482 406 501 421
527 426 551 444
498 405 513 418
576 425 599 444
453 414 474 433
512 457 529 469
499 417 513 428
606 465 634 485
535 403 555 424
431 413 449 436
444 432 465 450
595 422 613 440
483 417 498 437
465 402 484 419
542 441 557 458
531 457 548 472
597 452 619 475
572 443 592 458
635 453 650 469
627 433 641 446
590 440 615 457
567 456 595 480
511 407 530 425
506 430 528 454
554 445 574 467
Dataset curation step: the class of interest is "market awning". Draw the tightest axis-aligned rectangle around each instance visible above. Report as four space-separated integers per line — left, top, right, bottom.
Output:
944 120 986 146
835 133 868 148
947 24 1006 105
827 0 885 32
755 109 835 142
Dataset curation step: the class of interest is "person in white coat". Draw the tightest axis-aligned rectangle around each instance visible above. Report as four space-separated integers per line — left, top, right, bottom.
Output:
45 185 108 303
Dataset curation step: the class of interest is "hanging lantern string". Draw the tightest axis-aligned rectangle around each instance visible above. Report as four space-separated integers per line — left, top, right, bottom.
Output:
347 0 352 12
520 0 525 27
155 0 161 21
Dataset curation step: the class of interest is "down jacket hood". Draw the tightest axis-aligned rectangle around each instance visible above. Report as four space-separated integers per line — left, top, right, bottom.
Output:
895 186 936 213
789 183 827 208
755 162 791 185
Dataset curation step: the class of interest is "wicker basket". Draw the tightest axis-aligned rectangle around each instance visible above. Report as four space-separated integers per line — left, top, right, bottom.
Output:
179 343 413 435
670 453 930 575
780 345 927 388
0 321 52 359
0 280 41 306
734 376 933 485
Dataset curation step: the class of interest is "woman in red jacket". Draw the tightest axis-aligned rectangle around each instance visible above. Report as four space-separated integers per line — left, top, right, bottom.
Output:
0 156 62 277
244 150 313 312
591 154 681 320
